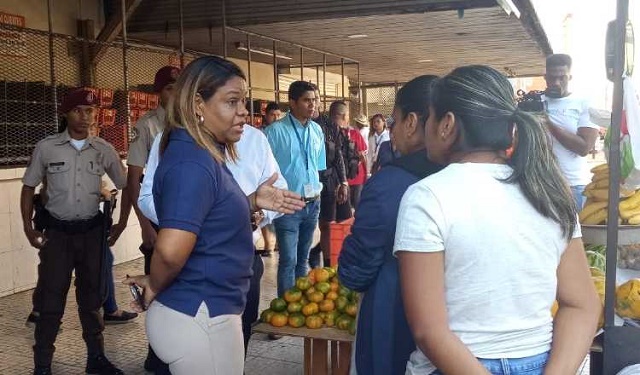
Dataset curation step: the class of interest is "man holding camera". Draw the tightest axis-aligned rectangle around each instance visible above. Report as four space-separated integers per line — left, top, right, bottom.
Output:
543 53 599 209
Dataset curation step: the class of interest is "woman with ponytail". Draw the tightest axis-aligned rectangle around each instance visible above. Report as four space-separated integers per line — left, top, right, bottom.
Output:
394 65 601 375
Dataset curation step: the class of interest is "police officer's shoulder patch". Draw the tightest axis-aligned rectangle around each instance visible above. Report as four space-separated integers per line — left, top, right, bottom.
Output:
131 127 139 142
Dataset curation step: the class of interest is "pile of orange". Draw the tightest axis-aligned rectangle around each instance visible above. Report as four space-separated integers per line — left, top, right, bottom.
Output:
261 267 358 334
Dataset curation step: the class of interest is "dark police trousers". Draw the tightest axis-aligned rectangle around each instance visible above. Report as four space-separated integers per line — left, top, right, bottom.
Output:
33 225 105 367
242 252 265 356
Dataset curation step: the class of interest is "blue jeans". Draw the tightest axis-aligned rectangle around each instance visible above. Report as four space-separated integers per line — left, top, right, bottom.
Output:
571 185 586 210
102 247 118 314
274 200 320 296
431 351 549 375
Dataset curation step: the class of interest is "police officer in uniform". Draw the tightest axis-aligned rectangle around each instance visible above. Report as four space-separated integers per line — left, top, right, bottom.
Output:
110 65 179 253
109 66 179 374
21 89 126 375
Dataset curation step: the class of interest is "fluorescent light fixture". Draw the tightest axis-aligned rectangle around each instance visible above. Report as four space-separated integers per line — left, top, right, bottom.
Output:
496 0 521 18
418 59 433 63
235 42 292 60
347 34 368 39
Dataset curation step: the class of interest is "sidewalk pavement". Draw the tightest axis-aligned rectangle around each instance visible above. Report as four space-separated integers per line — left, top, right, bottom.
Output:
0 255 302 375
0 254 592 375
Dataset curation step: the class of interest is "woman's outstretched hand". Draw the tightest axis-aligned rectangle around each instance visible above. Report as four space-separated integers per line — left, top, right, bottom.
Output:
255 173 305 214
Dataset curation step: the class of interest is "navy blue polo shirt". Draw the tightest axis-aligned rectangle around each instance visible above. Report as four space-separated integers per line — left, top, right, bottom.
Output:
152 128 253 317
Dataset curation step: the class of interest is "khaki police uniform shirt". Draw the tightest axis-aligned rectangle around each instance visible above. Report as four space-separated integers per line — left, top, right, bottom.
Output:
23 131 127 221
127 106 165 168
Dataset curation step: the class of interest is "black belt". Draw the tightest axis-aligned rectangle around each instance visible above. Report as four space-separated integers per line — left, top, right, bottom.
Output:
303 196 320 204
46 212 104 234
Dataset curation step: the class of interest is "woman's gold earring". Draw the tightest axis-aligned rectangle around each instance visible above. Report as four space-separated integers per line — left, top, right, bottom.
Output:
198 114 204 125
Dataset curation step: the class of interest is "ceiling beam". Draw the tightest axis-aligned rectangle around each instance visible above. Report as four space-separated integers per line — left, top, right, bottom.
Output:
127 0 496 33
512 0 553 56
92 0 143 64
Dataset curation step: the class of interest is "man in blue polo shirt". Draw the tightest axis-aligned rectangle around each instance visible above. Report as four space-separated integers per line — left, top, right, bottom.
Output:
265 81 326 297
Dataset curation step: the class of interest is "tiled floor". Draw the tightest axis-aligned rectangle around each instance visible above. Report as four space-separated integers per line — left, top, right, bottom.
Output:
0 254 592 375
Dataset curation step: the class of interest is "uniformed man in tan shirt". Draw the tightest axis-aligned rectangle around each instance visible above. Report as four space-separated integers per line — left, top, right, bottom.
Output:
108 65 179 374
21 89 126 375
110 66 178 263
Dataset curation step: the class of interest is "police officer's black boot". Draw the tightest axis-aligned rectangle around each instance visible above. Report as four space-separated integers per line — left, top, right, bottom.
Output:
85 353 123 375
32 366 52 375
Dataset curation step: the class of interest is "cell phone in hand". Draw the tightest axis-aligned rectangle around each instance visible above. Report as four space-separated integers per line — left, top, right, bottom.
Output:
129 284 146 311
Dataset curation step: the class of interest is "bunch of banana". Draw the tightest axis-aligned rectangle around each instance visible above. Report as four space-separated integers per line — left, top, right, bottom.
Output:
580 164 640 225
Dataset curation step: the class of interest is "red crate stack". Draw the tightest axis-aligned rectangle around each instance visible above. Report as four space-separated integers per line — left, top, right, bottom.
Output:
136 92 148 110
129 109 140 124
128 91 138 109
329 217 354 266
98 89 114 108
147 94 159 109
99 108 116 127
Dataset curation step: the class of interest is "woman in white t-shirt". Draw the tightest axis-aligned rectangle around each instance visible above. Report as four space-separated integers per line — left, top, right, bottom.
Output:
393 65 601 375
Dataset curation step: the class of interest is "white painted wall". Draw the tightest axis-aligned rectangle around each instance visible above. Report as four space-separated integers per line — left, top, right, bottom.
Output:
0 169 145 297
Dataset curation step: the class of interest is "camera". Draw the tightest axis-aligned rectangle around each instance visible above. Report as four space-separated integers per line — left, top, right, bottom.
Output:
516 89 548 113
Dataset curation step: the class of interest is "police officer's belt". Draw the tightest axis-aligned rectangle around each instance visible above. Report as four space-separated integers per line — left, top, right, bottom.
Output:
45 212 104 234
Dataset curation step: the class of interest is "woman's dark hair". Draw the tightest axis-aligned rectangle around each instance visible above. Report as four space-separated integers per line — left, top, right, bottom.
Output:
288 81 316 101
369 113 386 137
395 75 438 125
430 65 576 238
162 55 246 163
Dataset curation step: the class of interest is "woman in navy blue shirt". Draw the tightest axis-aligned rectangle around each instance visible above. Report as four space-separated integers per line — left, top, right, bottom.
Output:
338 75 442 375
125 56 303 375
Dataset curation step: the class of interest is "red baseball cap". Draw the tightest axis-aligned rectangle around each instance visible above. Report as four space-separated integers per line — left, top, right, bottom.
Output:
59 88 98 114
154 66 180 92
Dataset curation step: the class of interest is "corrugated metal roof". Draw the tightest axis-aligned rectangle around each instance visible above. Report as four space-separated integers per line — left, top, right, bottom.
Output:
127 0 497 32
125 0 552 83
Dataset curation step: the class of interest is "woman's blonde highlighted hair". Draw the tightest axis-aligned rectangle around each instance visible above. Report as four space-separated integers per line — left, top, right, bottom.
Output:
161 56 246 163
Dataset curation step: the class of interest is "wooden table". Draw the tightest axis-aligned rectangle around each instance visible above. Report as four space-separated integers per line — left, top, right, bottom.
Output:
253 323 354 375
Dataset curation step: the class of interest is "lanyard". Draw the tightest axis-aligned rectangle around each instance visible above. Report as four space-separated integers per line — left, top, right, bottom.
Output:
289 114 311 171
375 132 384 148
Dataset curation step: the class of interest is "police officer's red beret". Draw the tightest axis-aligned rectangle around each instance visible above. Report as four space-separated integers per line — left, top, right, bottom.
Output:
154 66 180 92
59 88 98 114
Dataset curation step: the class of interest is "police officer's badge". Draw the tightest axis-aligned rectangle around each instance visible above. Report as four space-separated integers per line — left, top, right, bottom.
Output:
131 127 139 142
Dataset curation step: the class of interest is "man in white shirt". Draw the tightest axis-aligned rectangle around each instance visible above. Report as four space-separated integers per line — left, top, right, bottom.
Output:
544 54 599 208
138 124 287 354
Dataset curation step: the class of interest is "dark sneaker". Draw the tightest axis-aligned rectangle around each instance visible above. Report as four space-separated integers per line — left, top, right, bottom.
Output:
103 310 138 325
33 367 52 375
268 333 282 340
25 311 39 328
86 354 123 375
